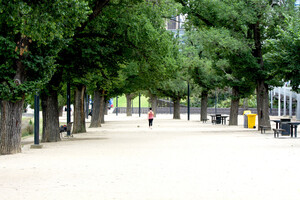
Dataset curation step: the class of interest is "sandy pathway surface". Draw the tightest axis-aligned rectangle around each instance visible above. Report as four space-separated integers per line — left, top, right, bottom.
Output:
1 114 300 200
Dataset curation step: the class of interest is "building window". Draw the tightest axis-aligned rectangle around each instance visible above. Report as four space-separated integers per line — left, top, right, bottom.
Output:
167 16 177 30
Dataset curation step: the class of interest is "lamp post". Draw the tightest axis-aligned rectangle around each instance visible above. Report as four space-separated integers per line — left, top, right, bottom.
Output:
67 82 71 136
139 93 141 117
86 94 89 119
31 92 43 149
187 82 190 121
34 93 39 145
215 90 217 115
169 98 172 114
116 96 118 116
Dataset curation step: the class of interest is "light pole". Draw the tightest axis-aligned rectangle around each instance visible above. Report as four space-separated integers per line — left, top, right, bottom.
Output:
169 98 172 114
116 96 118 116
31 92 42 149
215 90 218 115
139 93 141 117
86 94 89 119
187 82 190 121
67 82 71 136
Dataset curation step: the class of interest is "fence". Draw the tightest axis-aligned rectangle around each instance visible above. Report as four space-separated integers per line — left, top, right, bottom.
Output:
113 107 291 116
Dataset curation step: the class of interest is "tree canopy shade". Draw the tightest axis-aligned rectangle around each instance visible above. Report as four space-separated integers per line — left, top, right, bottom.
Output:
0 0 91 154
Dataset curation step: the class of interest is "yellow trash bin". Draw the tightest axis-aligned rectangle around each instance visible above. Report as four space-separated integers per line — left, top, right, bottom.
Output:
247 114 257 128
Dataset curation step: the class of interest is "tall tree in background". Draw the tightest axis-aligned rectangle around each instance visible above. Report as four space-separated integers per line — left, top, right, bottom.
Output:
190 28 256 125
183 30 220 122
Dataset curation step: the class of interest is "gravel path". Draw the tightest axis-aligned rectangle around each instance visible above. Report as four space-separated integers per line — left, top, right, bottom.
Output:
1 114 300 200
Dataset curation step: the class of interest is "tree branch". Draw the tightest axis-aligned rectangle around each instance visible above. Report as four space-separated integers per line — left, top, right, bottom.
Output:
75 0 110 33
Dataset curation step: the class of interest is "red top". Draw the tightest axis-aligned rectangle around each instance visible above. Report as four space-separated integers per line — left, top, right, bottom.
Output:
148 111 154 119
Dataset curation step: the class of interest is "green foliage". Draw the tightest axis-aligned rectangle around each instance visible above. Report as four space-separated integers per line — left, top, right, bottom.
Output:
264 14 300 92
102 0 181 96
157 64 188 100
217 95 257 108
183 21 257 99
114 94 150 107
178 0 298 102
0 0 91 102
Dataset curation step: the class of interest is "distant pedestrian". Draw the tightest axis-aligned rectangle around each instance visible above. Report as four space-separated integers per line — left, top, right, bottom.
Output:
148 108 154 129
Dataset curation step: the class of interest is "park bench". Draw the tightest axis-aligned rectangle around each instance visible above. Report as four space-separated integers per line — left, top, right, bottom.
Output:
201 118 209 123
273 128 289 138
259 125 271 134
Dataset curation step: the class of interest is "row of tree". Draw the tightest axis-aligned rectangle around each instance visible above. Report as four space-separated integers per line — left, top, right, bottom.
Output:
0 0 185 155
0 0 299 155
178 0 300 126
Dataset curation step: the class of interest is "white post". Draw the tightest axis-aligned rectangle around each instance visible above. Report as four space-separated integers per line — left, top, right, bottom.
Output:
283 86 286 116
297 94 300 121
289 89 293 118
270 90 273 115
278 87 281 116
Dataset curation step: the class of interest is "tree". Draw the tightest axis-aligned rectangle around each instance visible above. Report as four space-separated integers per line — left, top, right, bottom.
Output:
182 30 221 121
177 0 296 128
40 0 111 137
189 28 256 125
158 72 187 119
112 0 181 117
265 14 300 93
0 0 90 154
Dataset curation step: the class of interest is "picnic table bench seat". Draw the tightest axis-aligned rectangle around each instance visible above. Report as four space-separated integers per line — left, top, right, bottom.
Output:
201 118 209 123
259 125 271 134
273 128 289 138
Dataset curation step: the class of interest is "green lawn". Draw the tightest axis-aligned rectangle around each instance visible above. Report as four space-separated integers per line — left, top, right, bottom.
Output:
114 95 150 108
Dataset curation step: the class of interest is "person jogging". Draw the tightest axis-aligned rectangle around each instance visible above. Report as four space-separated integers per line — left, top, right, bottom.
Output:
148 108 154 129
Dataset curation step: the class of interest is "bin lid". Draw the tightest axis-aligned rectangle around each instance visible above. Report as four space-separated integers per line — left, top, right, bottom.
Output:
247 114 257 117
243 110 251 115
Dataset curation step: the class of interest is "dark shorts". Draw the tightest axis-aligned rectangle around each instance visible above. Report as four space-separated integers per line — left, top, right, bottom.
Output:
148 119 153 126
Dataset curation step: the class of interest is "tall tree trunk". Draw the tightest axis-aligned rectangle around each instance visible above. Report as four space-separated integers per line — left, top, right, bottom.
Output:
252 21 271 128
105 99 108 115
256 80 270 128
200 91 208 121
101 98 106 124
90 89 103 127
126 93 133 116
0 36 28 154
0 100 24 155
41 90 60 142
150 94 157 117
0 100 2 129
58 106 64 117
229 87 239 126
173 97 181 119
73 85 86 133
